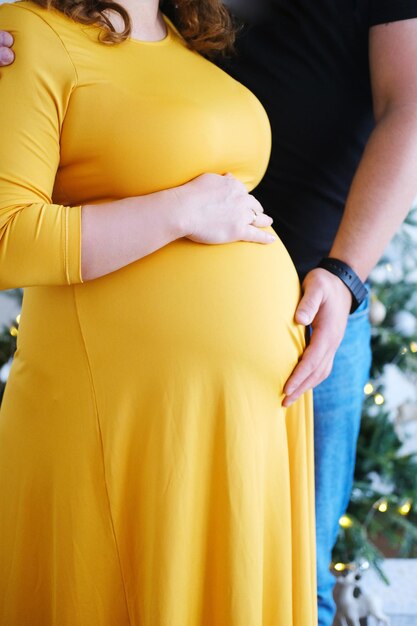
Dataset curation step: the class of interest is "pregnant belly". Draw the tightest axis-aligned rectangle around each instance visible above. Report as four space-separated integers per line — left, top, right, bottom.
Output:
73 229 305 390
15 231 304 406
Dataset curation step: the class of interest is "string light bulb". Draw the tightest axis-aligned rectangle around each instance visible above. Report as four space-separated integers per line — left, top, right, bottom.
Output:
334 563 347 572
374 498 389 513
339 515 353 528
374 393 385 406
398 499 412 516
410 342 417 353
364 383 374 395
9 326 18 337
15 314 20 325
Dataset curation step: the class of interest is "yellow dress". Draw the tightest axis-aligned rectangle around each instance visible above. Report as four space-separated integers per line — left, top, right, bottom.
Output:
0 3 316 624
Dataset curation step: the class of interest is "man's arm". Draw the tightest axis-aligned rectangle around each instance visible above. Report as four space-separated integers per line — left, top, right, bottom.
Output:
0 30 13 65
284 17 417 406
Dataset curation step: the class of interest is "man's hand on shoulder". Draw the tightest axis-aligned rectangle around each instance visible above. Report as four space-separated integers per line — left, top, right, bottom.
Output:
0 31 14 66
283 268 352 407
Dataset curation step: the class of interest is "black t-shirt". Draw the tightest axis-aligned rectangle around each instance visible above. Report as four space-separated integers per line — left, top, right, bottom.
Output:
223 0 417 278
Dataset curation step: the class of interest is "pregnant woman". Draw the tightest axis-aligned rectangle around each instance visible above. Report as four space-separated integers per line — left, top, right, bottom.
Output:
0 0 316 624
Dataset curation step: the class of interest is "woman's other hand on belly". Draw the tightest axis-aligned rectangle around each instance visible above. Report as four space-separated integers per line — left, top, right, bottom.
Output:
81 173 276 282
173 173 276 245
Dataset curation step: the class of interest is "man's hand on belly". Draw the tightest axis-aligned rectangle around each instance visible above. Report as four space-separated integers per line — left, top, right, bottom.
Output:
282 269 352 407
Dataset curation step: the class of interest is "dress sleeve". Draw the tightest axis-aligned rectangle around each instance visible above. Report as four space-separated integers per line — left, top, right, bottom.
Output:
369 0 417 27
0 4 83 289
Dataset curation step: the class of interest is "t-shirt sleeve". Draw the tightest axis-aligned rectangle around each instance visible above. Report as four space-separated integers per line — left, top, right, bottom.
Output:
0 4 83 289
369 0 417 27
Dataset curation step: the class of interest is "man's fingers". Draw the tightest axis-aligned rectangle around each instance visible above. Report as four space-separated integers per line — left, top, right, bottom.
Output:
283 360 333 407
284 340 326 395
283 327 332 399
0 31 14 47
283 268 352 405
295 286 323 326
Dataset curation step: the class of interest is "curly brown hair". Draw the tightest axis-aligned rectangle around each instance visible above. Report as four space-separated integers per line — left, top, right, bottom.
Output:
31 0 237 57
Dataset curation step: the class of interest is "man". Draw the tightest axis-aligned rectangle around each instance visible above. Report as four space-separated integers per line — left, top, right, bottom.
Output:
2 3 417 623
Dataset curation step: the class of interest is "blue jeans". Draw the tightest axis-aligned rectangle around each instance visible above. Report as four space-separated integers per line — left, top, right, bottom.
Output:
313 296 372 626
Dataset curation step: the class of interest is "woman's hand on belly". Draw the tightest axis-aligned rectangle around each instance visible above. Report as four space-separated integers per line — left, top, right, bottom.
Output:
174 173 276 245
81 173 275 282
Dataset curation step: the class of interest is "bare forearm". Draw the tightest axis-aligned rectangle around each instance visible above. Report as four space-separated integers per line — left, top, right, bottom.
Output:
330 106 417 280
81 188 184 281
80 173 273 281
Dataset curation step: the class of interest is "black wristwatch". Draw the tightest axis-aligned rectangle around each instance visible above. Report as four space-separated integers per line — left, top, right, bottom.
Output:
317 257 368 313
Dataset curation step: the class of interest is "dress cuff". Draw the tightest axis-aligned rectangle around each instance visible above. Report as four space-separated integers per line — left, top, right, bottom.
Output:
65 204 84 284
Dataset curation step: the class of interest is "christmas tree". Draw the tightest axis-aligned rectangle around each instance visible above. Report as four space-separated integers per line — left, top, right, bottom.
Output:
332 207 417 582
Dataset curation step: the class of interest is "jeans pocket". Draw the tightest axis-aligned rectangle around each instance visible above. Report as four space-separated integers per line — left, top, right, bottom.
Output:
349 293 370 321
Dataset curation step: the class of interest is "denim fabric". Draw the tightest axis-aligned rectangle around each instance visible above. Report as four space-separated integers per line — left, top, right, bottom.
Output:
313 296 372 626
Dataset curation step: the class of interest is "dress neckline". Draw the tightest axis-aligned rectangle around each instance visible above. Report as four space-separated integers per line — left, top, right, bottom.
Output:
127 14 173 46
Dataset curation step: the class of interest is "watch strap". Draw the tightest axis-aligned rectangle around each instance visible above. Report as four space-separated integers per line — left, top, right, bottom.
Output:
317 257 368 313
